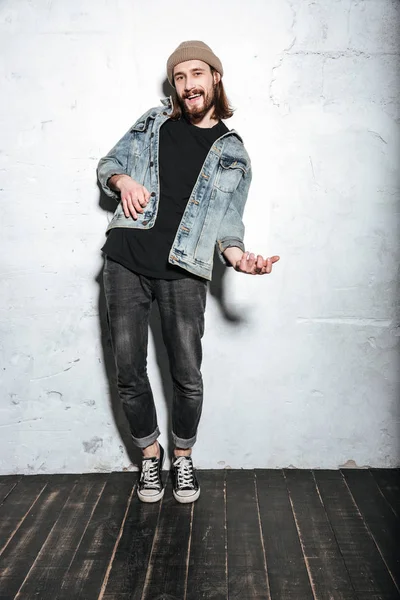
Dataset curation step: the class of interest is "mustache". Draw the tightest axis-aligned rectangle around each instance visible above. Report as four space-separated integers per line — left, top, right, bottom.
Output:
183 90 204 99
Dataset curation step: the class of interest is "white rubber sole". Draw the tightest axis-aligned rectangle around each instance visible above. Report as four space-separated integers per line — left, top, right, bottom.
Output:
137 486 165 503
173 487 201 504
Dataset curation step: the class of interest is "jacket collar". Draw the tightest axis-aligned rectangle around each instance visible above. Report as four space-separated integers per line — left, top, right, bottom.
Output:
160 96 173 108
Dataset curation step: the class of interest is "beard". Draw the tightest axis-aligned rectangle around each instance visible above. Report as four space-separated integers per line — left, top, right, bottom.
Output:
176 83 217 123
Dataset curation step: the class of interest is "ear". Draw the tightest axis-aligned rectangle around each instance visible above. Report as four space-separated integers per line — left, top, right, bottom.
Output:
213 71 221 85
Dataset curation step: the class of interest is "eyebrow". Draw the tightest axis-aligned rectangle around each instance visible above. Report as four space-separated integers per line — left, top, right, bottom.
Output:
174 67 206 78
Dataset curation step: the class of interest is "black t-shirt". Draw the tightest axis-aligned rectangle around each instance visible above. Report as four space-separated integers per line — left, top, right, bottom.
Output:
102 116 229 279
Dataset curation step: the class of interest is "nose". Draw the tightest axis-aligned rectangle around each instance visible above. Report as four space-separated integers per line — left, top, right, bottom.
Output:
184 77 196 92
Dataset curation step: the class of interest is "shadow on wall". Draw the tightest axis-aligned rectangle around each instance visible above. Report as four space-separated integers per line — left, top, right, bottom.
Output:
95 79 245 467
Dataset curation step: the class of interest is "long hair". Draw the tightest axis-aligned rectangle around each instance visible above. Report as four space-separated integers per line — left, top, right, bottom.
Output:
168 67 235 121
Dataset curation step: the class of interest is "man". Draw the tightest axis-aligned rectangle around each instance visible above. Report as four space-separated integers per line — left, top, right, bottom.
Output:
97 41 279 504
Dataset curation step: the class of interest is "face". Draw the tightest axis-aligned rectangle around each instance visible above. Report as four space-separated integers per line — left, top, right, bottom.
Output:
173 59 221 121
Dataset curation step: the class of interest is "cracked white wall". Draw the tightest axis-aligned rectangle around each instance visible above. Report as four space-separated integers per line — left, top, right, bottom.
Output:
1 0 399 472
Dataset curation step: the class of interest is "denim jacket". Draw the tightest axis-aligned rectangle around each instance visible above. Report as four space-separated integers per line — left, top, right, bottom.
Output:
97 97 252 281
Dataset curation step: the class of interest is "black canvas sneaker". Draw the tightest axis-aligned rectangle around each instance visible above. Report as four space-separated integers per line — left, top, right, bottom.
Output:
171 455 200 503
137 444 165 503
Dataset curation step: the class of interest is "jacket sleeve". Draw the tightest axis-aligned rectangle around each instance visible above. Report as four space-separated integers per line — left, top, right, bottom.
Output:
96 125 135 200
215 165 252 265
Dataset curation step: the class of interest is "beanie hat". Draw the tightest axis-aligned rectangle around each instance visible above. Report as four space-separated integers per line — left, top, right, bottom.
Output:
166 40 223 87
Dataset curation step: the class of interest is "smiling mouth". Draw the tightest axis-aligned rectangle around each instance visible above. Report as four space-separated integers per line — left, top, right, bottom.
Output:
186 93 202 102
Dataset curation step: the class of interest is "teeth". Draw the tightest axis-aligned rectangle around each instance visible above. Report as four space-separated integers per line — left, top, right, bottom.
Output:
188 94 201 99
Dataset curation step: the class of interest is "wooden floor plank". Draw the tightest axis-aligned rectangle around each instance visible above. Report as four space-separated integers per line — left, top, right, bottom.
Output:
13 474 108 600
0 476 49 554
342 469 400 591
371 469 400 517
0 475 78 600
256 470 314 600
284 469 356 600
141 477 193 600
100 475 163 600
186 470 227 600
56 472 135 600
226 470 269 600
0 476 22 505
314 470 400 599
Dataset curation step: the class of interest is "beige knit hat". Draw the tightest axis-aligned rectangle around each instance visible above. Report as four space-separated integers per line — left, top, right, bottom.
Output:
166 40 223 87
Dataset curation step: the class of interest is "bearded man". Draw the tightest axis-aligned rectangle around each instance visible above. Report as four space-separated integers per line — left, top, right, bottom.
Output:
97 41 279 504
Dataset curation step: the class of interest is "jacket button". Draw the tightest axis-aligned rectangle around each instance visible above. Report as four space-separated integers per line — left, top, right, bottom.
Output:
162 111 167 115
151 192 155 197
150 161 154 167
151 133 154 138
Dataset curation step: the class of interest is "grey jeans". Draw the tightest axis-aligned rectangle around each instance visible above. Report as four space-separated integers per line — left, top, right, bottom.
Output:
103 256 207 449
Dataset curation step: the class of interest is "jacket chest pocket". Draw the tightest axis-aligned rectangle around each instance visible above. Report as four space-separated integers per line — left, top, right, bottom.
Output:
129 131 151 184
131 131 150 158
214 157 247 193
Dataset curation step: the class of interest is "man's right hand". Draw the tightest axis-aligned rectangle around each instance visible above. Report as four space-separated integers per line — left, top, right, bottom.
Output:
108 174 151 220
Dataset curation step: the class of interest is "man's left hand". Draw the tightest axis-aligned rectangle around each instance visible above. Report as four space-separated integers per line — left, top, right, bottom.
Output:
235 252 280 275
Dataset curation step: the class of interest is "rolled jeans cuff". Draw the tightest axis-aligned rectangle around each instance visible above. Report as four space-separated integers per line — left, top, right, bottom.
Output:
131 426 160 449
172 431 197 449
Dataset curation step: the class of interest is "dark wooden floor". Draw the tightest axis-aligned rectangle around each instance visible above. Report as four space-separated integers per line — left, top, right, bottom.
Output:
0 470 398 600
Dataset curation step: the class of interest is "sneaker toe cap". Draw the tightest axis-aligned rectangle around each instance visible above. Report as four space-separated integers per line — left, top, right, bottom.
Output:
176 489 199 497
140 488 161 497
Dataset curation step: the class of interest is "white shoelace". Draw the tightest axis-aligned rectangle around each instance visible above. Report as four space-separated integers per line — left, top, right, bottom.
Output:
174 456 195 489
140 458 160 489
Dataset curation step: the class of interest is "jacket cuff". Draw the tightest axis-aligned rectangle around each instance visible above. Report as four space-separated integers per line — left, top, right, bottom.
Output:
216 238 245 266
99 169 127 200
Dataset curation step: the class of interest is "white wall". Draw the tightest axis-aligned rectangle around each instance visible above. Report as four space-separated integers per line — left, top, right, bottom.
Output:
1 0 399 473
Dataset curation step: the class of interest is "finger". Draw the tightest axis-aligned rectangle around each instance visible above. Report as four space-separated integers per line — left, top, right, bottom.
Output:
123 193 136 217
271 255 280 263
131 193 144 213
250 254 261 275
247 252 256 272
132 199 144 213
121 197 129 218
126 198 138 220
239 252 248 272
136 189 147 208
143 187 151 204
122 196 134 218
265 257 272 274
